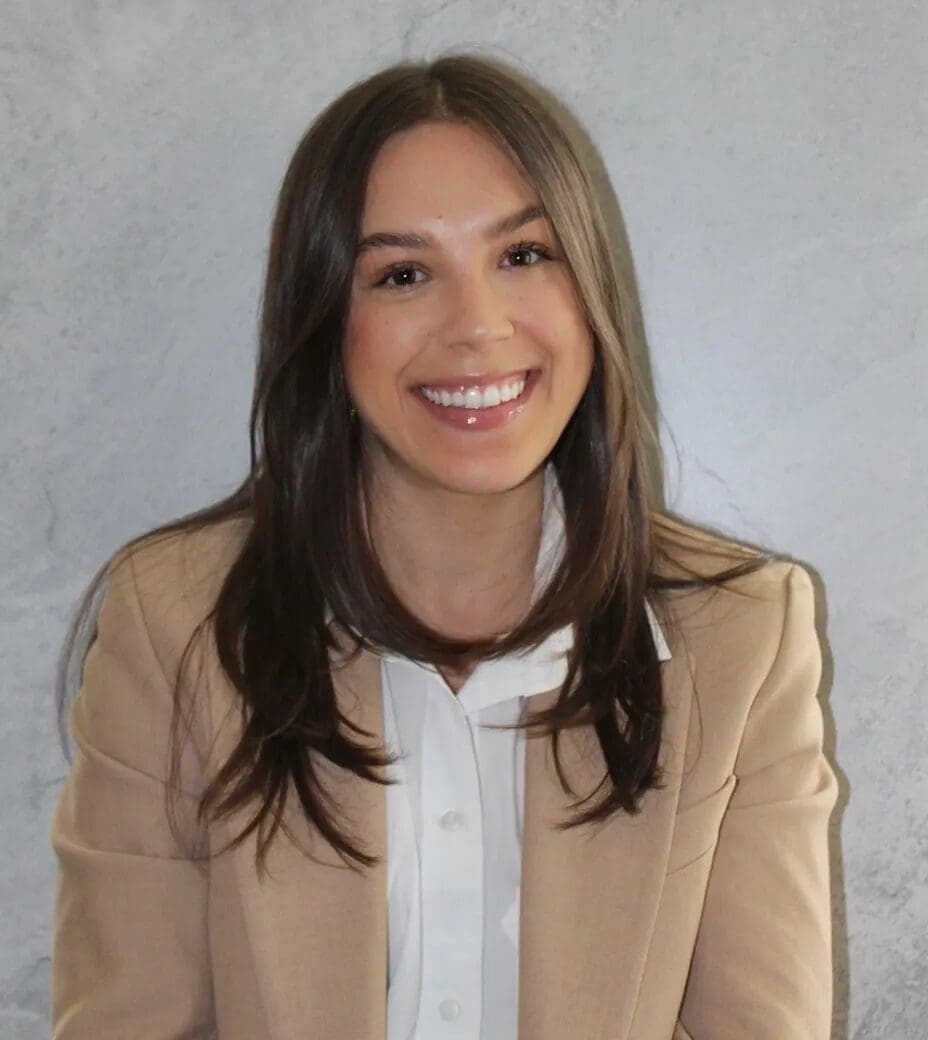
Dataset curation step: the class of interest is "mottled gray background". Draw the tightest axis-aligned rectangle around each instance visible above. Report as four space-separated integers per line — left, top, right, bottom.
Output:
2 1 925 1037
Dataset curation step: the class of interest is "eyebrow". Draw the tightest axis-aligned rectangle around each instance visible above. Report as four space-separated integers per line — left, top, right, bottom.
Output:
355 202 548 256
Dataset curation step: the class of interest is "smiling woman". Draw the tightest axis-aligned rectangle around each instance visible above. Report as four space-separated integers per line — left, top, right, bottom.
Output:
50 50 837 1040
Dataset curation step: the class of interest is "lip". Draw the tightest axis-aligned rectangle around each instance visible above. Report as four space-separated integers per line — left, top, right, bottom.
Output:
414 367 537 390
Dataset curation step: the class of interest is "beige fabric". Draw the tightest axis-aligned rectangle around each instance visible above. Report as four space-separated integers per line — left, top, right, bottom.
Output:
49 518 838 1039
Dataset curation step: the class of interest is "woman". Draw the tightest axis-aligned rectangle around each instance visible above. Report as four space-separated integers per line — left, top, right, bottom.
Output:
50 52 838 1039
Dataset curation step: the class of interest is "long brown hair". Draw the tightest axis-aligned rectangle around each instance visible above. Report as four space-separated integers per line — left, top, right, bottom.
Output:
55 51 781 879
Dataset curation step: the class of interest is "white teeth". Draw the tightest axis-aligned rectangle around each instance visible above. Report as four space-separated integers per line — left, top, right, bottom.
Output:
420 375 528 409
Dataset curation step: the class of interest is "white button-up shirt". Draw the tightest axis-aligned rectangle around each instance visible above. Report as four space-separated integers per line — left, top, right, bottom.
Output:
327 463 671 1039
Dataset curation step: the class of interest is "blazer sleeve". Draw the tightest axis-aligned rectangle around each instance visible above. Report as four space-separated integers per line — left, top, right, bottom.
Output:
678 562 839 1039
49 549 215 1038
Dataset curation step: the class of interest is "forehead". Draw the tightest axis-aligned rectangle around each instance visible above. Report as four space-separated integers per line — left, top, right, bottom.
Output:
359 121 538 230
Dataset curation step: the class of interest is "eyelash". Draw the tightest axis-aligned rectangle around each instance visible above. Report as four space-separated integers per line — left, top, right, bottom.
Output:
373 239 556 291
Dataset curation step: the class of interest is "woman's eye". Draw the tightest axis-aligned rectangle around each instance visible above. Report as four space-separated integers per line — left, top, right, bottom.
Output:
376 266 424 290
503 241 553 267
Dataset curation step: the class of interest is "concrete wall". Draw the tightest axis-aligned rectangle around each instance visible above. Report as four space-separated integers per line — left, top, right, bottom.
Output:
2 2 925 1036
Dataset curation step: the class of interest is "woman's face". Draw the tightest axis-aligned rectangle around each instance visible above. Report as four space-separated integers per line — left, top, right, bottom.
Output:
344 119 594 496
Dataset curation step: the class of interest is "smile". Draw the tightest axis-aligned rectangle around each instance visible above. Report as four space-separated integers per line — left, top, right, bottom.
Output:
411 368 542 432
418 371 532 410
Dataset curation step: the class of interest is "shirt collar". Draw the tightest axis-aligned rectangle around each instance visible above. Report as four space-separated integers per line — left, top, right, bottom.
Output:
323 461 671 709
531 461 671 662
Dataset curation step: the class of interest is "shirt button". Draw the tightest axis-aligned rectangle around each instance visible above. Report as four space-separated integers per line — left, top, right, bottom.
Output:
439 808 463 830
439 997 462 1020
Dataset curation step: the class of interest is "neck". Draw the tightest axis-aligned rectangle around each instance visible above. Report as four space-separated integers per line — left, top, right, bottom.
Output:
362 456 546 641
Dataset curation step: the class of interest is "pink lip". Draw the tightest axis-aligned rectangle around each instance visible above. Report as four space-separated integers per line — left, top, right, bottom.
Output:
415 367 536 390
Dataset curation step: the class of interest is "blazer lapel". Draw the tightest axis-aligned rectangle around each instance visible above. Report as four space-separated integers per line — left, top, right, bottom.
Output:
214 623 389 1039
215 625 695 1040
517 648 697 1040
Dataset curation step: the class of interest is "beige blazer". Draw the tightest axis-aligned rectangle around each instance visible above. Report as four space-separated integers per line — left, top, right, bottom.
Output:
49 519 838 1039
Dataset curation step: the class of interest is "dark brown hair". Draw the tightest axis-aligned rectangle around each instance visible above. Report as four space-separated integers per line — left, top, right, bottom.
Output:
56 51 781 879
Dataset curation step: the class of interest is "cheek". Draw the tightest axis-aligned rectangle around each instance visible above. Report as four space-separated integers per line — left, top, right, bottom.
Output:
521 291 594 373
343 307 412 391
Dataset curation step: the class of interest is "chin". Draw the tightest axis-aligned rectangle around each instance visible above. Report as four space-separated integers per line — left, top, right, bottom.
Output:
415 454 545 497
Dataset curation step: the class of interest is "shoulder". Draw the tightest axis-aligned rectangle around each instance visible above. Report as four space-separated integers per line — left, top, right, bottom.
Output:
104 515 252 672
110 515 250 598
649 514 821 775
650 511 817 699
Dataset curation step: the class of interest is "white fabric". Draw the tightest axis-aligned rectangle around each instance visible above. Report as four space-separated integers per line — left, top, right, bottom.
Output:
325 463 672 1038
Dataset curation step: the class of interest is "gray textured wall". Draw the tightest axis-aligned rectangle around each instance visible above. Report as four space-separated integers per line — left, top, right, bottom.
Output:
2 2 925 1037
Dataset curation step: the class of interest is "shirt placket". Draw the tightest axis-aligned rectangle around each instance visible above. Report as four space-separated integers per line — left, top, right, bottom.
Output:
418 674 485 1036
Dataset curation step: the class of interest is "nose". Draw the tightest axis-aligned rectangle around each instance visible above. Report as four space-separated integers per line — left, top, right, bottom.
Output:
441 269 515 349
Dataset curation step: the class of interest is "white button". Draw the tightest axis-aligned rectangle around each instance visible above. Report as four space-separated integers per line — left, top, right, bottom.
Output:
439 808 463 830
439 997 462 1020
